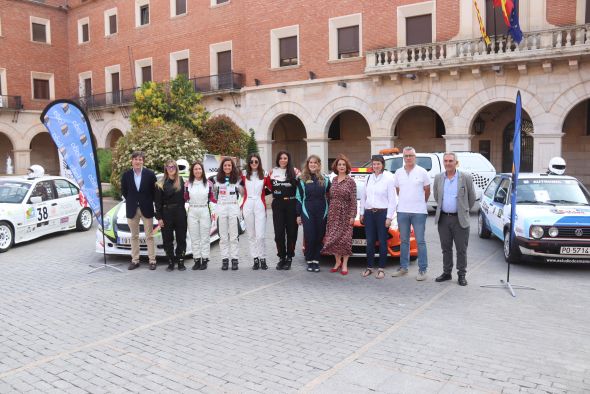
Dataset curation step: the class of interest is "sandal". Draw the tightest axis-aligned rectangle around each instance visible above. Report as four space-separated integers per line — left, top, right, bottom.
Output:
361 268 373 277
376 269 385 279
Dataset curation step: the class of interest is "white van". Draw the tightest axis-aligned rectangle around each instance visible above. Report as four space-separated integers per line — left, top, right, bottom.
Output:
364 152 496 211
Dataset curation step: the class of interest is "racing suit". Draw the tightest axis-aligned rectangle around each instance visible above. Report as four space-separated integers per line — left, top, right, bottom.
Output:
296 174 330 264
241 172 271 264
269 167 299 263
186 179 214 261
213 178 242 264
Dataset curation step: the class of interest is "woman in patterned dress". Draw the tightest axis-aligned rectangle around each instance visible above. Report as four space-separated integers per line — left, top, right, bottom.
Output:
322 154 357 275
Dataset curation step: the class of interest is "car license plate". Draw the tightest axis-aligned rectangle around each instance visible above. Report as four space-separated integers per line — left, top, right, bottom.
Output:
117 236 146 246
560 246 590 255
352 239 367 246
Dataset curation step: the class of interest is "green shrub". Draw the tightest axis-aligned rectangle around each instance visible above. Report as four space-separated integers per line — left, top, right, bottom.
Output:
200 115 249 159
96 148 112 183
110 123 204 197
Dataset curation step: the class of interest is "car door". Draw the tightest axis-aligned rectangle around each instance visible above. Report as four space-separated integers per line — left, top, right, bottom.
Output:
52 179 81 230
489 177 511 239
27 180 56 238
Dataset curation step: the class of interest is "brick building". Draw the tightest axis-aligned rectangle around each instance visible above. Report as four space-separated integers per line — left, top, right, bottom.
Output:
1 0 589 184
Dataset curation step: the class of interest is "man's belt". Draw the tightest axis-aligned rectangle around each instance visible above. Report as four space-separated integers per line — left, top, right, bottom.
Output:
441 211 458 216
367 208 387 213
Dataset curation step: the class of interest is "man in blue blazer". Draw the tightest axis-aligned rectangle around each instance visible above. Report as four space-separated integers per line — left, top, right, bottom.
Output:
121 151 157 270
433 152 476 286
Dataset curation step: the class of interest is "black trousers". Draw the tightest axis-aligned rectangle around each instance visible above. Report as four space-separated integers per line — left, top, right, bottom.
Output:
162 207 187 258
272 198 298 258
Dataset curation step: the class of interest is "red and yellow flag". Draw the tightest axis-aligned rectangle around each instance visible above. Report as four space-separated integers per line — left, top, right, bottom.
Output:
474 0 491 45
493 0 514 27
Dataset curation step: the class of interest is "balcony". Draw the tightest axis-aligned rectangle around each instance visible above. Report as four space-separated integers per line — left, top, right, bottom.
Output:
74 72 244 111
365 24 590 76
0 95 23 110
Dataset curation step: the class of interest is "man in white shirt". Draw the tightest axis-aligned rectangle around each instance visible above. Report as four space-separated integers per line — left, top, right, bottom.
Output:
392 147 431 280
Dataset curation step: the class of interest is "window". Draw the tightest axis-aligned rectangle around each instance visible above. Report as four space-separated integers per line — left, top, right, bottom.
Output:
170 49 190 78
209 41 232 76
587 0 590 23
31 16 51 43
136 0 150 27
484 176 501 199
270 25 299 69
485 0 510 36
78 71 92 98
135 58 152 86
104 8 117 36
31 72 54 100
211 0 229 6
396 2 435 47
0 68 6 97
494 178 511 204
78 17 90 44
54 179 78 199
406 14 432 46
31 181 55 202
337 26 359 59
0 17 3 36
328 14 362 61
172 0 187 16
105 64 121 104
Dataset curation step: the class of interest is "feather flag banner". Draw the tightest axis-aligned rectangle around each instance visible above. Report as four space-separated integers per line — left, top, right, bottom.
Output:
474 0 491 45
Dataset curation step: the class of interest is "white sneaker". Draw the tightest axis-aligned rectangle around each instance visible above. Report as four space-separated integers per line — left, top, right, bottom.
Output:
391 268 408 277
416 271 428 281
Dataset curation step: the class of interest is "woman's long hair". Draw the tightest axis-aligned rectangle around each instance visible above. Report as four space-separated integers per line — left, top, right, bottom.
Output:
275 150 296 181
216 157 240 184
245 153 264 180
299 154 325 186
188 161 207 186
158 159 181 191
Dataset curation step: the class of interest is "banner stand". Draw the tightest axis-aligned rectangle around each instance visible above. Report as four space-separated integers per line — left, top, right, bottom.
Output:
480 91 535 297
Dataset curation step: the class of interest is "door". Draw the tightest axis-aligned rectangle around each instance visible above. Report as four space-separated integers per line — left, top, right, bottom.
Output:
52 179 81 230
502 120 533 173
111 72 120 104
217 50 232 89
26 181 56 239
489 177 510 238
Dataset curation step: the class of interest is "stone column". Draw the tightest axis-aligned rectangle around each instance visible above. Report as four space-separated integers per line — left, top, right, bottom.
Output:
368 136 397 155
12 149 31 175
532 133 564 173
257 139 274 171
304 138 330 172
443 134 473 152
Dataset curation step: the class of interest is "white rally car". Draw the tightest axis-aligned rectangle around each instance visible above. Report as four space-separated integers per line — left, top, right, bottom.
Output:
96 161 245 257
478 171 590 263
0 170 94 252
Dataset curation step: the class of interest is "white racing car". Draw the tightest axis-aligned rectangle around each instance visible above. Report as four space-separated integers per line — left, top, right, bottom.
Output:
96 160 245 257
0 166 94 252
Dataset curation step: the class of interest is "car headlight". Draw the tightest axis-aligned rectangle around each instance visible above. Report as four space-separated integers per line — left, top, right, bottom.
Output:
548 227 559 237
530 225 544 239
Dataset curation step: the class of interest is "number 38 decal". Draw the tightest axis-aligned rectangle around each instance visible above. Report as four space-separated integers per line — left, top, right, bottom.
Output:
37 207 49 221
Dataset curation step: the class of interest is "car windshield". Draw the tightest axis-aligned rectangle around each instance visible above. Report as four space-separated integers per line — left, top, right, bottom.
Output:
0 181 31 203
517 178 590 205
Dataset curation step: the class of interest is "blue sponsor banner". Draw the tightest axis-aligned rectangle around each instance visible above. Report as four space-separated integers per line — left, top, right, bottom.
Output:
510 91 522 244
40 100 103 226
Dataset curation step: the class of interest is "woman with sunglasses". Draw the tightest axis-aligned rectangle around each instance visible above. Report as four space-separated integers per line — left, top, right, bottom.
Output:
241 153 272 270
269 151 300 270
212 157 243 270
155 159 188 271
296 155 330 273
186 161 215 271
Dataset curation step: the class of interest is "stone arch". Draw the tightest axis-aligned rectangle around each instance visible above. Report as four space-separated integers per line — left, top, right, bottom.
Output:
315 96 378 138
381 91 454 136
550 80 590 130
105 128 124 149
0 122 19 149
456 86 545 132
258 101 314 141
209 107 247 131
99 119 129 148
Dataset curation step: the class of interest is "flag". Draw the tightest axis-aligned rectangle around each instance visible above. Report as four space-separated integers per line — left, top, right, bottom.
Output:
508 0 523 43
40 100 103 226
509 91 522 246
493 0 514 27
474 0 491 45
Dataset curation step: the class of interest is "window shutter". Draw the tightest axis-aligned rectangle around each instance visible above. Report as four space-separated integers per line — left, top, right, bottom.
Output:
82 23 89 42
337 26 359 58
176 0 186 15
109 14 117 34
33 79 50 100
405 14 432 46
177 59 189 77
279 36 297 66
32 23 46 42
141 66 152 84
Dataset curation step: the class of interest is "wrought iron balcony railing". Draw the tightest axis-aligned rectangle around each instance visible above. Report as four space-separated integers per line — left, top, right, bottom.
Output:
74 72 244 110
365 24 590 74
0 95 23 110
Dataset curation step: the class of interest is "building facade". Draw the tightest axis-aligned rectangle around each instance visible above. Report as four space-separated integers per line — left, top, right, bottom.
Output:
1 0 589 185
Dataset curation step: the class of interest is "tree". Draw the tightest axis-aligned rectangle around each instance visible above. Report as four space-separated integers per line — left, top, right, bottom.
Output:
199 115 250 159
130 75 208 134
246 128 259 156
110 123 204 197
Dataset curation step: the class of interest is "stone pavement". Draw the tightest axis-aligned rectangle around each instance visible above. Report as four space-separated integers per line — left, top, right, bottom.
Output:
0 214 589 393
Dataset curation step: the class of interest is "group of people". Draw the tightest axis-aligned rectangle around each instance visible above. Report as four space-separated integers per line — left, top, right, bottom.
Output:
120 146 476 286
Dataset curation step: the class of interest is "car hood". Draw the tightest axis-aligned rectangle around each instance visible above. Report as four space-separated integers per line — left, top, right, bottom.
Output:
518 204 590 226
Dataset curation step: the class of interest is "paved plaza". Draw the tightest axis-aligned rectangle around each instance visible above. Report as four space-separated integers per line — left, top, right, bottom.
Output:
0 213 589 393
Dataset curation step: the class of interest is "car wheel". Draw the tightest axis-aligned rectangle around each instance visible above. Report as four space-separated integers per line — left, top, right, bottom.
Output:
0 221 14 253
503 231 521 264
478 211 492 239
76 208 93 231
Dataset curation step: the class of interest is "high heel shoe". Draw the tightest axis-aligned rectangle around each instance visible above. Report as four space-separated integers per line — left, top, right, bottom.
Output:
330 265 341 273
341 269 348 276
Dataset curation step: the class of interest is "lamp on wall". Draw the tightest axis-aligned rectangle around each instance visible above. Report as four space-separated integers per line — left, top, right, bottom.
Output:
473 116 485 135
337 81 347 88
254 78 261 86
276 88 287 94
308 71 316 80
